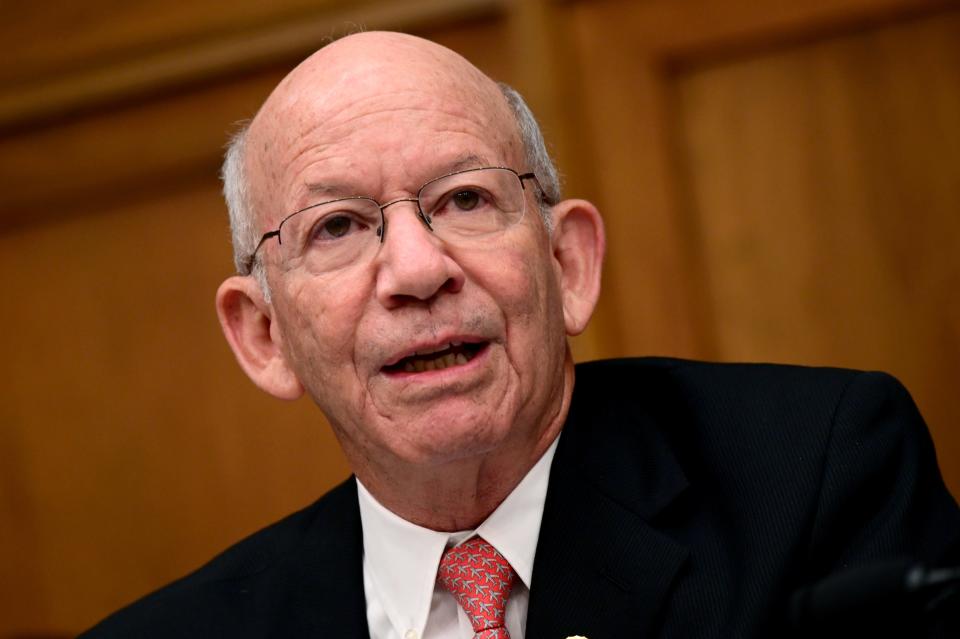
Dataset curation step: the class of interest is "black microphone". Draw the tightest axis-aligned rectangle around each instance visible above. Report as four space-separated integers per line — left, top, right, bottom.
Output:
788 558 960 637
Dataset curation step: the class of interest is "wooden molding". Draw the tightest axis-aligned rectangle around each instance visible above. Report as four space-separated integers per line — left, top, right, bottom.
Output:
0 0 506 133
590 0 955 58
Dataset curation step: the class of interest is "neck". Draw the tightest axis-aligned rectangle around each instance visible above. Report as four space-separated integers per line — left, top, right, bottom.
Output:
355 357 575 531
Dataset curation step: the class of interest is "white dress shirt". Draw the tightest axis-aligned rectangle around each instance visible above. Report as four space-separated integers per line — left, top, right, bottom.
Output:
357 437 559 639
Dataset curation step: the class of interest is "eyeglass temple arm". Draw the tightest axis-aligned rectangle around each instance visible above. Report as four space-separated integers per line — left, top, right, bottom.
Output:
241 229 280 275
519 172 551 204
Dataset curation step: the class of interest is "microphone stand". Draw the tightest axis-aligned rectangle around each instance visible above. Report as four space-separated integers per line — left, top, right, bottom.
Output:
787 558 960 638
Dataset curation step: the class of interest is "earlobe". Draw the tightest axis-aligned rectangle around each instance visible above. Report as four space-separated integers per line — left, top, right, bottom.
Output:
215 276 304 400
550 199 606 336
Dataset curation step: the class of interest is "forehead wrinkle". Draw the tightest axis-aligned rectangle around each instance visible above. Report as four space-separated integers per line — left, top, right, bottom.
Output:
326 104 491 134
275 76 496 137
305 181 353 197
301 152 495 201
315 95 506 147
273 75 509 148
270 103 488 185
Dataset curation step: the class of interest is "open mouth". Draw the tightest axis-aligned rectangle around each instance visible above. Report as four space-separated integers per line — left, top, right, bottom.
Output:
383 341 487 374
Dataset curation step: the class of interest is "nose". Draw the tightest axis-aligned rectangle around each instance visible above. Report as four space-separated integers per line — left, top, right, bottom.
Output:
374 201 465 308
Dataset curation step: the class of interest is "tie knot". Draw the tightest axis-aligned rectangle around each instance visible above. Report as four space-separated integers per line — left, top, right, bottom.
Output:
437 536 517 639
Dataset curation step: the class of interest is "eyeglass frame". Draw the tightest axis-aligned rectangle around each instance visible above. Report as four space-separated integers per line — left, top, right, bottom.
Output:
240 166 546 275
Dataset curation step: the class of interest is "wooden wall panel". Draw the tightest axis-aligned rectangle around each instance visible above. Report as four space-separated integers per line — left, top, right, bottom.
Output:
674 9 960 490
568 0 958 361
3 0 345 82
0 71 283 223
0 181 351 634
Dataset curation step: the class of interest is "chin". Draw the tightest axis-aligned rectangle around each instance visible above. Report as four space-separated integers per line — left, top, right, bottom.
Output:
394 411 512 467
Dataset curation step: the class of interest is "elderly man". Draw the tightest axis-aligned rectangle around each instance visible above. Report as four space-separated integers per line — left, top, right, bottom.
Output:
84 32 958 638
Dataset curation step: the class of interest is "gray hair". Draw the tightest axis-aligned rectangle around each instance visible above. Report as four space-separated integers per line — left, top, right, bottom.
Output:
221 125 261 280
497 82 561 222
221 82 561 291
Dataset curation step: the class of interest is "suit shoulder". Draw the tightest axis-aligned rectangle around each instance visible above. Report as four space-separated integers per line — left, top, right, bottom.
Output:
79 477 359 638
570 358 921 484
191 475 358 580
576 355 865 391
574 356 885 425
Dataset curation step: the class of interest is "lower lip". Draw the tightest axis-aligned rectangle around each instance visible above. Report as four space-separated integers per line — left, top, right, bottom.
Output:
381 343 490 380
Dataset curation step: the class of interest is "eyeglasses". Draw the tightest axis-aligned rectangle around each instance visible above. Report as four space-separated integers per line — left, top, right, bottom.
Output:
242 167 543 275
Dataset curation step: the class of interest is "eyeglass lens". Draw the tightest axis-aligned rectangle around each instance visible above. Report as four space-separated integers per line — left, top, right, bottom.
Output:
276 167 528 273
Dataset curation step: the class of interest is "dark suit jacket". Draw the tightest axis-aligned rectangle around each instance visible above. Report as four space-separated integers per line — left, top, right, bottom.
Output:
81 358 960 638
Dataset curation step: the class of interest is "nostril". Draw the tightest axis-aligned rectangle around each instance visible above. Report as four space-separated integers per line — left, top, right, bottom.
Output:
442 276 463 294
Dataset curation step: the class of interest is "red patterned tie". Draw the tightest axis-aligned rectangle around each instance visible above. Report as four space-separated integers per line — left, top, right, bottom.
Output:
437 536 517 639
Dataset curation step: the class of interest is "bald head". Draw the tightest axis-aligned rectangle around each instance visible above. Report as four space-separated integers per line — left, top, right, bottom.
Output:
255 32 508 143
222 32 560 278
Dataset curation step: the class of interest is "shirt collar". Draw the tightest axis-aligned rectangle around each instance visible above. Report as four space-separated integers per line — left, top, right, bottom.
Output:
357 435 559 639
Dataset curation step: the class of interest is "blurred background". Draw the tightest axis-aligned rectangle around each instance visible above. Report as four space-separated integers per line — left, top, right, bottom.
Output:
1 0 958 635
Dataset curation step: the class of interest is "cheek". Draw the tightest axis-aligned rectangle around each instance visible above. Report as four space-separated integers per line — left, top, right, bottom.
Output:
473 236 565 348
274 274 369 383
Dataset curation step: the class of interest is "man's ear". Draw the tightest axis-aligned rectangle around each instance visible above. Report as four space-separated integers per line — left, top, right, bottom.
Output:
550 199 606 336
215 276 304 400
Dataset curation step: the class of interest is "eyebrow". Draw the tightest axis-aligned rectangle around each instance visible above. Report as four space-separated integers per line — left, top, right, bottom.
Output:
445 153 492 173
303 182 353 199
302 153 495 201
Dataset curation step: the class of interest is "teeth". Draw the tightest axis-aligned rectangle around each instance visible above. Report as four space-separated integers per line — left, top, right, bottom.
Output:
414 341 466 356
397 344 476 373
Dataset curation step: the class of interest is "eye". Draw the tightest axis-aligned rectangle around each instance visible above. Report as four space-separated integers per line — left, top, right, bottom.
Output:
307 212 371 243
281 198 380 264
321 215 352 238
451 189 481 211
432 187 493 218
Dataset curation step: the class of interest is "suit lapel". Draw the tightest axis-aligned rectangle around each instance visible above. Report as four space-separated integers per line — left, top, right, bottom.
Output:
235 478 370 638
526 374 690 639
295 477 370 638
